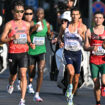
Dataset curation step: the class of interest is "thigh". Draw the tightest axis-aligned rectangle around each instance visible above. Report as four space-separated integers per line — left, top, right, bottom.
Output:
28 54 36 66
37 53 46 62
100 64 105 75
73 53 82 74
37 53 46 70
17 53 28 68
64 50 73 65
8 53 18 75
90 63 99 79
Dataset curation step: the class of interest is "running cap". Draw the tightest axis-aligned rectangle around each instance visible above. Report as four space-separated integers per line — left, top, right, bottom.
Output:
61 11 71 22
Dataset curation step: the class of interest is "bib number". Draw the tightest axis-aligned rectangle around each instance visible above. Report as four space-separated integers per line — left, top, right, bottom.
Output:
33 37 45 45
13 34 27 44
92 46 105 55
65 41 80 51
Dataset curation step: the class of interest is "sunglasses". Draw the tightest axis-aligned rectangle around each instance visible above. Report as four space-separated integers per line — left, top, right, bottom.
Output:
25 13 33 15
15 10 24 13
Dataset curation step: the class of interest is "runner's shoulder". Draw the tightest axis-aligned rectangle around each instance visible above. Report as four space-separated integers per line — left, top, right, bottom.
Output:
80 23 87 31
4 20 13 29
22 20 30 28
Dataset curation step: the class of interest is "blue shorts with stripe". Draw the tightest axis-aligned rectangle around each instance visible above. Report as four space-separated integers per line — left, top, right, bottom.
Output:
64 49 82 74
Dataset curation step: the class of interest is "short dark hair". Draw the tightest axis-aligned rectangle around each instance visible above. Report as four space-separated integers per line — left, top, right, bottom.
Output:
71 7 81 15
25 6 34 13
11 0 24 10
93 11 104 18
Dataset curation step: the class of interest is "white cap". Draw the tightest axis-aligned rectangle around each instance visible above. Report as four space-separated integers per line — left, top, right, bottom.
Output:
60 11 71 22
0 16 2 26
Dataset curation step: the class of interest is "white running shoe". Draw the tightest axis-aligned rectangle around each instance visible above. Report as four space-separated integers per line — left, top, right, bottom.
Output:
16 80 21 91
67 98 74 105
67 93 73 105
33 96 43 102
19 99 25 105
7 85 14 94
27 84 35 94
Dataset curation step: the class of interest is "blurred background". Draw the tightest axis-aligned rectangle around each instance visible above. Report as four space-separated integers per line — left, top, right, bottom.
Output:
0 0 105 32
0 0 105 81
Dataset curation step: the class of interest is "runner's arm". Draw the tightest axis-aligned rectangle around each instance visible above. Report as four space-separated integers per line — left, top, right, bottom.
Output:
0 22 15 43
27 23 31 43
27 23 35 49
46 22 53 40
82 25 87 41
84 29 95 51
102 40 105 49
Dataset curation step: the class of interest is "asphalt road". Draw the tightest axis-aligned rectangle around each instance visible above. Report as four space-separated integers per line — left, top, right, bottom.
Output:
0 69 105 105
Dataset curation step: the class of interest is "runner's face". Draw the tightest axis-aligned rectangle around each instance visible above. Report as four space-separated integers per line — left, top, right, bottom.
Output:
13 6 24 20
67 0 74 8
71 10 80 22
36 10 44 21
24 9 33 22
94 14 104 26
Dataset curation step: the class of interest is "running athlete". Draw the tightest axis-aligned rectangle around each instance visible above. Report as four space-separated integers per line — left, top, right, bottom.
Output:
16 6 35 93
84 11 105 105
28 8 53 102
58 7 87 105
24 6 35 94
0 1 35 105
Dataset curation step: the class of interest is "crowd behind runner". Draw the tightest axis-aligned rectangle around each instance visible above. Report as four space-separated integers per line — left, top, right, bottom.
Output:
0 0 105 105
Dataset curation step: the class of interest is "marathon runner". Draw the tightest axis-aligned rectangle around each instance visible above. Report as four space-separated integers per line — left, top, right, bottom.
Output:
28 8 53 102
58 7 87 105
84 11 105 105
0 1 35 105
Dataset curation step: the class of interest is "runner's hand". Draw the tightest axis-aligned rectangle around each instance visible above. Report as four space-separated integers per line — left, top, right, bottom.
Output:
93 46 98 51
59 42 64 48
10 34 20 41
51 38 58 44
13 34 20 39
30 43 35 49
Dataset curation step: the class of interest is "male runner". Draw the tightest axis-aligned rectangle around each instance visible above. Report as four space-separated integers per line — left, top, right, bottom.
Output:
16 6 35 93
58 7 87 105
84 11 105 105
1 1 35 105
28 8 53 102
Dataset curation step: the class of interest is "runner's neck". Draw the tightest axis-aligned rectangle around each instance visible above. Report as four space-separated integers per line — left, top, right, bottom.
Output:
94 24 104 29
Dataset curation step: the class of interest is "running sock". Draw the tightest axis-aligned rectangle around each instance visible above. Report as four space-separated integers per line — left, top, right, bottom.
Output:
96 101 100 104
68 84 73 90
35 92 39 97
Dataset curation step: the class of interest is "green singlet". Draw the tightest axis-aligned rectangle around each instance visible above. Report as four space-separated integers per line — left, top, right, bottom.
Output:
28 19 48 55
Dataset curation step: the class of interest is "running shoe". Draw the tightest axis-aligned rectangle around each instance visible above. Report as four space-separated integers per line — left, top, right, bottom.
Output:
7 85 14 94
67 101 74 105
67 94 73 105
101 86 105 96
65 88 72 99
27 84 35 94
33 96 43 102
18 99 25 105
16 80 21 91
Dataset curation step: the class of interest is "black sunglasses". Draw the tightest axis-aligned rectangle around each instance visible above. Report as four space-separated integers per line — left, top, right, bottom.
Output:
25 13 33 15
15 10 24 13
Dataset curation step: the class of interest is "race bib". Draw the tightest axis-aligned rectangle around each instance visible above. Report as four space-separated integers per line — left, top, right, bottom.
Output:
13 34 27 44
92 46 105 55
33 37 45 45
65 41 80 51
